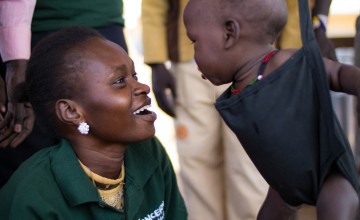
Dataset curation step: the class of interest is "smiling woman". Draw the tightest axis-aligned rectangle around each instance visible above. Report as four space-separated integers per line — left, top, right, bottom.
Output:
0 26 187 220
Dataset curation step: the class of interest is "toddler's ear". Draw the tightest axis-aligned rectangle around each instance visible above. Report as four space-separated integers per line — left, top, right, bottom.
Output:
55 99 83 126
224 19 240 49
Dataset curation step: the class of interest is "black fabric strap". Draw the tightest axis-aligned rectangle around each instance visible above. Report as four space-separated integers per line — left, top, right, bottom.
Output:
298 0 336 135
299 0 315 45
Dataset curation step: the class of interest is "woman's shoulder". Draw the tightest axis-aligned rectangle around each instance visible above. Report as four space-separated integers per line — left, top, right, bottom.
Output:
2 144 61 187
0 144 62 210
9 147 55 180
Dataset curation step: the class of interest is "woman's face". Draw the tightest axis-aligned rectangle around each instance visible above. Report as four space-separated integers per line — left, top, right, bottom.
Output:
74 38 157 144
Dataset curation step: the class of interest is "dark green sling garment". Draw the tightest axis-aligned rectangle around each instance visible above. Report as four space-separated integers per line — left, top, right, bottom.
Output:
215 0 360 206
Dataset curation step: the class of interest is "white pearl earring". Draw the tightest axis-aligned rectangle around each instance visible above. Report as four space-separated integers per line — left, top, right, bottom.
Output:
78 122 89 135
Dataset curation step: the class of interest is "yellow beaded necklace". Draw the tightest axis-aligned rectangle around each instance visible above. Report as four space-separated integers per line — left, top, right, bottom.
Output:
78 160 125 211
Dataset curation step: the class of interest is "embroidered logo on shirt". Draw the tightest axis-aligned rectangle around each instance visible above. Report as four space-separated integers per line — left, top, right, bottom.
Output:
138 201 165 220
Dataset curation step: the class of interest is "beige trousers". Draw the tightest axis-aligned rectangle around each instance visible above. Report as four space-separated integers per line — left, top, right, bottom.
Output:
172 61 268 220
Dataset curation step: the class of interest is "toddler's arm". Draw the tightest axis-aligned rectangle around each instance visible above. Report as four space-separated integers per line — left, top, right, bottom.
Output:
325 58 360 96
324 58 360 124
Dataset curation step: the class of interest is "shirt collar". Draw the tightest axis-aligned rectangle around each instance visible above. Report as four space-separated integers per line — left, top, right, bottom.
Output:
50 139 159 209
50 139 100 207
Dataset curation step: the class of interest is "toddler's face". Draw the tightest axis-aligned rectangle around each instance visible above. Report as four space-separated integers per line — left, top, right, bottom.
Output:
73 38 157 144
183 0 234 85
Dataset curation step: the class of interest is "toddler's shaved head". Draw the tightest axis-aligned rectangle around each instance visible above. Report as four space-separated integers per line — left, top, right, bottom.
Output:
185 0 288 43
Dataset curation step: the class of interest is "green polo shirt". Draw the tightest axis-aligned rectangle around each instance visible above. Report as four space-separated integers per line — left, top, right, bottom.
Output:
0 138 187 219
32 0 125 32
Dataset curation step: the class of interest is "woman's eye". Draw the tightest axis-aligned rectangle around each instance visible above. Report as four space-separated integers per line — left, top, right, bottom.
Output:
113 73 137 85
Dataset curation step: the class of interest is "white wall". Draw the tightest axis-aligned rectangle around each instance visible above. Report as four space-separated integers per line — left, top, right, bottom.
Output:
331 0 360 14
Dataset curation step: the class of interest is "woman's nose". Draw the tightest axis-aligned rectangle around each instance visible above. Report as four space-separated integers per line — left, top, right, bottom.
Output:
134 81 150 95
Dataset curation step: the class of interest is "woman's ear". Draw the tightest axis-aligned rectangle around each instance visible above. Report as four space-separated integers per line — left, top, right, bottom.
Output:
224 19 240 49
55 99 83 125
